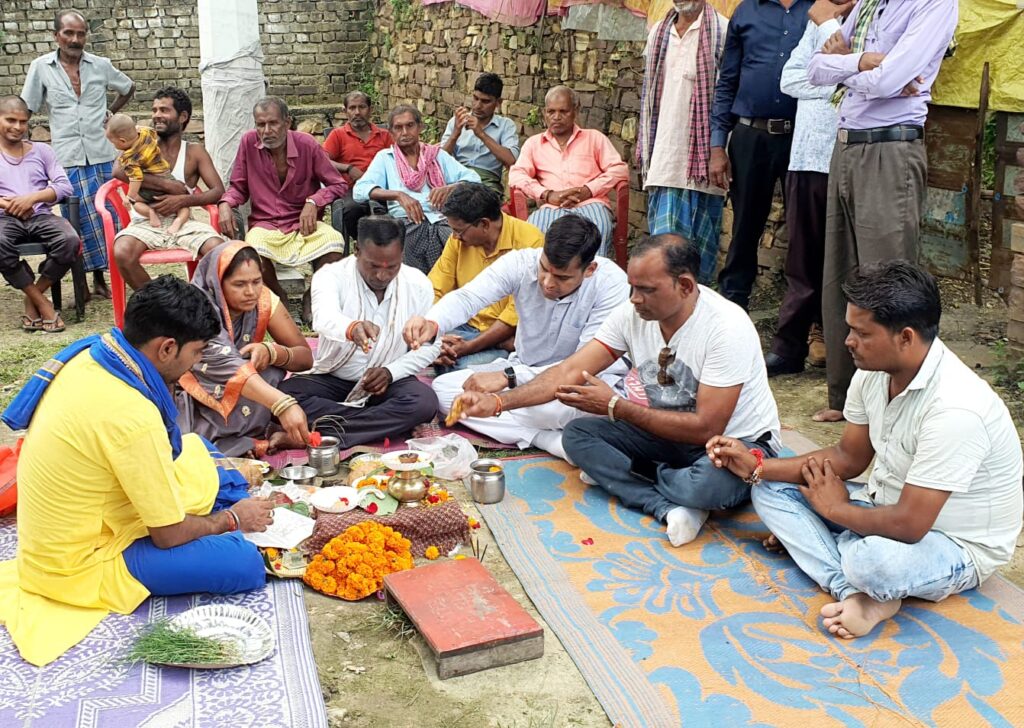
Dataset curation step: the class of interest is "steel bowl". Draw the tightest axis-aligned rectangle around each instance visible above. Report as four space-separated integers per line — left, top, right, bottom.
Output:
468 458 505 504
278 465 318 486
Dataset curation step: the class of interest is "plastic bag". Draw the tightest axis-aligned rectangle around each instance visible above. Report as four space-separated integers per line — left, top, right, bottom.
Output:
405 434 478 481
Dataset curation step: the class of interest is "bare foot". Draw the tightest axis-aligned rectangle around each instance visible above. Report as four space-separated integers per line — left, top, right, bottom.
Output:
812 408 845 423
267 430 304 453
762 533 787 554
820 593 902 639
91 273 112 300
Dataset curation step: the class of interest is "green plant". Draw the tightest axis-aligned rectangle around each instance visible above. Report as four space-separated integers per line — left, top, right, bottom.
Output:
366 605 417 641
981 113 997 191
524 106 541 127
989 339 1024 392
421 115 441 143
389 0 414 29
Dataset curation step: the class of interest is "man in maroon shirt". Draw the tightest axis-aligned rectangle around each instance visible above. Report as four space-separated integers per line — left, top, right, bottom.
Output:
218 97 348 317
323 91 392 246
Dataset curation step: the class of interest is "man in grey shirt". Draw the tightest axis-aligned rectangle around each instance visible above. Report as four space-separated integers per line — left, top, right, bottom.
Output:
21 9 135 300
404 215 630 460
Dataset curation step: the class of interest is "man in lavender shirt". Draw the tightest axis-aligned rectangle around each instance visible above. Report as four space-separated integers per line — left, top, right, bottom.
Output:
0 96 78 334
806 0 957 422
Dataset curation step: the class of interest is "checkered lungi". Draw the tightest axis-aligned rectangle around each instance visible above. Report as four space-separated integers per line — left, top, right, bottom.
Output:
244 221 346 266
647 186 724 285
527 201 614 257
63 161 115 272
403 219 452 274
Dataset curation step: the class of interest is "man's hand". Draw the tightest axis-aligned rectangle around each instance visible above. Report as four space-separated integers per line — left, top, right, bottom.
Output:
362 367 393 395
453 106 471 136
706 435 759 480
709 147 731 190
231 497 275 533
403 315 439 349
822 30 852 55
218 202 238 239
150 193 190 217
0 197 8 212
277 401 311 448
240 343 272 372
299 201 318 236
463 370 509 394
858 52 885 72
799 457 850 520
553 371 614 415
450 391 502 420
808 0 854 25
435 333 465 367
396 192 425 224
349 320 380 353
348 166 364 182
900 75 925 96
4 194 38 220
428 184 455 211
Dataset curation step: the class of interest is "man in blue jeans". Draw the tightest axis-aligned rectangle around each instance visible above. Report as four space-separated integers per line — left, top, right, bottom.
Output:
708 261 1023 639
450 234 780 547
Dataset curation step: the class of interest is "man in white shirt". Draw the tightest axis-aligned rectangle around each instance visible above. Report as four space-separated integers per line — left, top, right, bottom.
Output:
404 215 630 460
452 234 780 546
279 216 440 445
708 261 1023 640
638 0 728 284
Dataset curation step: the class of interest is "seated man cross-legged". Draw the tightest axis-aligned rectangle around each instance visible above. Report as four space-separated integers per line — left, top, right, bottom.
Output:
708 261 1024 639
406 214 629 460
279 216 440 445
451 234 780 545
0 276 274 667
430 182 544 371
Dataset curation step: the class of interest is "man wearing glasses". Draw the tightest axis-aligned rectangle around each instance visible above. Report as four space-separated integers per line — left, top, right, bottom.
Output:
448 233 780 547
428 183 543 371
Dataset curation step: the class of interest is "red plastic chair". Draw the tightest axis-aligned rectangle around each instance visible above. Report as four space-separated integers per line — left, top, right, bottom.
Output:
509 179 631 269
97 179 220 328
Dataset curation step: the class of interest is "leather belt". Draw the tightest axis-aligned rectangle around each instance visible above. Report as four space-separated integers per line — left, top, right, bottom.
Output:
838 125 924 144
738 117 793 135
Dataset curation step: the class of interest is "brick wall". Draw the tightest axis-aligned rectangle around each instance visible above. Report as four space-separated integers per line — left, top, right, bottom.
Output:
0 0 372 105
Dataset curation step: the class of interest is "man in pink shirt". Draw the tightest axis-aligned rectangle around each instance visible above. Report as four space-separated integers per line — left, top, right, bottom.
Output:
509 86 629 257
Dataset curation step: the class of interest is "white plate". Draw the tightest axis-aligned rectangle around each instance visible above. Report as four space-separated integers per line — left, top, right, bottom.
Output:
380 449 433 472
310 485 361 513
158 605 275 669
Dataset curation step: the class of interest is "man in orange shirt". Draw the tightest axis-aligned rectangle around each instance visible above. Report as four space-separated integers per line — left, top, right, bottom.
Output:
509 86 629 257
324 91 392 246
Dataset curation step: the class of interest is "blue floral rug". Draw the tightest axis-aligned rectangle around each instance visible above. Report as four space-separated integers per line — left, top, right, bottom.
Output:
478 455 1024 728
0 518 327 728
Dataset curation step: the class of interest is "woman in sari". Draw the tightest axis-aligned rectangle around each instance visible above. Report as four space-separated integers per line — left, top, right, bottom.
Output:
176 241 314 456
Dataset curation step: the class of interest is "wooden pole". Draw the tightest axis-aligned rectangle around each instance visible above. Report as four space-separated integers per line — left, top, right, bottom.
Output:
968 63 989 306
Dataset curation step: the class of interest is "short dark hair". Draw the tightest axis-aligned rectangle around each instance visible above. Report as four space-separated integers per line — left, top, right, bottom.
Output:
153 86 193 126
357 215 405 250
630 233 701 279
543 215 602 269
388 104 422 128
123 275 220 349
474 73 503 99
0 95 28 115
842 260 941 342
344 90 372 107
441 182 502 223
54 9 86 32
253 96 290 121
222 245 263 280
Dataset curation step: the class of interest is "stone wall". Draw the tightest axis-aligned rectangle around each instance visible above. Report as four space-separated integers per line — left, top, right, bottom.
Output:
0 0 372 105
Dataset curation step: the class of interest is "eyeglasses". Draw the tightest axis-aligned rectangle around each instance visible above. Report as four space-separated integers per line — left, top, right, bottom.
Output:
449 220 479 240
657 346 675 386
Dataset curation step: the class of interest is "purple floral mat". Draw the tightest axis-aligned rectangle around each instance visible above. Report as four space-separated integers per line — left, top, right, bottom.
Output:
0 518 326 728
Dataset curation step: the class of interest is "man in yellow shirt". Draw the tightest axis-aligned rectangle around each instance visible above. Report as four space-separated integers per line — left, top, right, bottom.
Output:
429 182 544 370
0 276 274 666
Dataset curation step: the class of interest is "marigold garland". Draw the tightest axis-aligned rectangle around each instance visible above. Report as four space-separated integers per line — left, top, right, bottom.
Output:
303 522 413 600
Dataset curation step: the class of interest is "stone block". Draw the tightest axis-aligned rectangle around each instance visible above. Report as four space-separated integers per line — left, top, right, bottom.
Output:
1011 223 1024 255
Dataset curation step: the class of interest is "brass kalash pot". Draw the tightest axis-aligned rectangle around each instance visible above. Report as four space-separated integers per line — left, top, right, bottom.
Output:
382 450 433 507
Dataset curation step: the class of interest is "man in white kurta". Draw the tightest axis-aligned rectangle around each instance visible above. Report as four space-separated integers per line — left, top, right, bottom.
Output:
404 215 629 460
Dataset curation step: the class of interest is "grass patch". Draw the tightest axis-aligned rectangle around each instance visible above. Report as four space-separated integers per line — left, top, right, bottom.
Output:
363 604 418 641
0 338 72 410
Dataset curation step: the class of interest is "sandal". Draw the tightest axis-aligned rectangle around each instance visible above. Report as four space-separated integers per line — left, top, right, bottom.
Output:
40 313 66 334
20 315 42 332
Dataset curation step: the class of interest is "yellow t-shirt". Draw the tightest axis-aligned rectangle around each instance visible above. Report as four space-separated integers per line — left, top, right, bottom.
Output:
0 352 219 666
429 213 544 333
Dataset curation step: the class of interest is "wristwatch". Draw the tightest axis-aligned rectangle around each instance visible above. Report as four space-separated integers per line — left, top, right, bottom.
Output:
304 198 317 207
504 366 517 389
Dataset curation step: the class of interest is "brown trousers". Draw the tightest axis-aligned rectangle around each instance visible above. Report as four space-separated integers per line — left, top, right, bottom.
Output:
822 138 927 411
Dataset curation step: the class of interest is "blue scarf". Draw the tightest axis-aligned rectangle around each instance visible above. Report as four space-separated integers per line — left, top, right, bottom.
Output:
2 328 183 459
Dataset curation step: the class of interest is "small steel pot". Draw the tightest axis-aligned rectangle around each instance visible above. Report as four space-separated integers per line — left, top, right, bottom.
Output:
307 436 341 477
468 458 505 504
279 465 318 486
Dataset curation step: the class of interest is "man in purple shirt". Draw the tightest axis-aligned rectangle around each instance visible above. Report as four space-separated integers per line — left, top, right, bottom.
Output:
806 0 956 422
0 96 78 334
218 97 348 319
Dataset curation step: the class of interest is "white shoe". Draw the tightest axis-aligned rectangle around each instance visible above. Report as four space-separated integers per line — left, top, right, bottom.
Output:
665 506 709 547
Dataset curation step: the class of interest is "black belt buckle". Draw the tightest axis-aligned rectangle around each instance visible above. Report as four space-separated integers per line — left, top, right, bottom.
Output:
766 119 791 135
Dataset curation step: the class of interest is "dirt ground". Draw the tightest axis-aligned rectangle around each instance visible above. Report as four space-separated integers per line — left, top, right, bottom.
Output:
1 260 1022 727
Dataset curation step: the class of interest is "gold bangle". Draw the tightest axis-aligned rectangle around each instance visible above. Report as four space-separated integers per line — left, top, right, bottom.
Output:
262 341 278 366
280 345 292 368
271 395 297 417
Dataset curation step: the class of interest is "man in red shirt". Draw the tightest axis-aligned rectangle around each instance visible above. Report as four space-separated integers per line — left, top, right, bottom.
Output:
323 91 392 247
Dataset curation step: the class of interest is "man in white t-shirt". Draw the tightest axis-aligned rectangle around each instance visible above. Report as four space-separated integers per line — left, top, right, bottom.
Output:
452 234 781 546
708 261 1023 640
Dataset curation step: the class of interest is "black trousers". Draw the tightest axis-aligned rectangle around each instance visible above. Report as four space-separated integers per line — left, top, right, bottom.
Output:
717 123 793 310
771 171 828 361
330 195 377 253
0 214 79 289
279 373 438 447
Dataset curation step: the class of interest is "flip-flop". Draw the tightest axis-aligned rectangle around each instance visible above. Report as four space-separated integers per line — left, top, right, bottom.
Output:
20 315 42 332
40 313 65 334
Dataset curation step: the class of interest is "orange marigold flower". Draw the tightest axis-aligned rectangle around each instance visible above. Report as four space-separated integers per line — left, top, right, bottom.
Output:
424 546 440 560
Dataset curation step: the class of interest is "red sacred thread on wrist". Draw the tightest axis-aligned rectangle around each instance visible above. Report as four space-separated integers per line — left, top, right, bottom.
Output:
345 321 360 341
493 394 503 417
750 448 764 471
